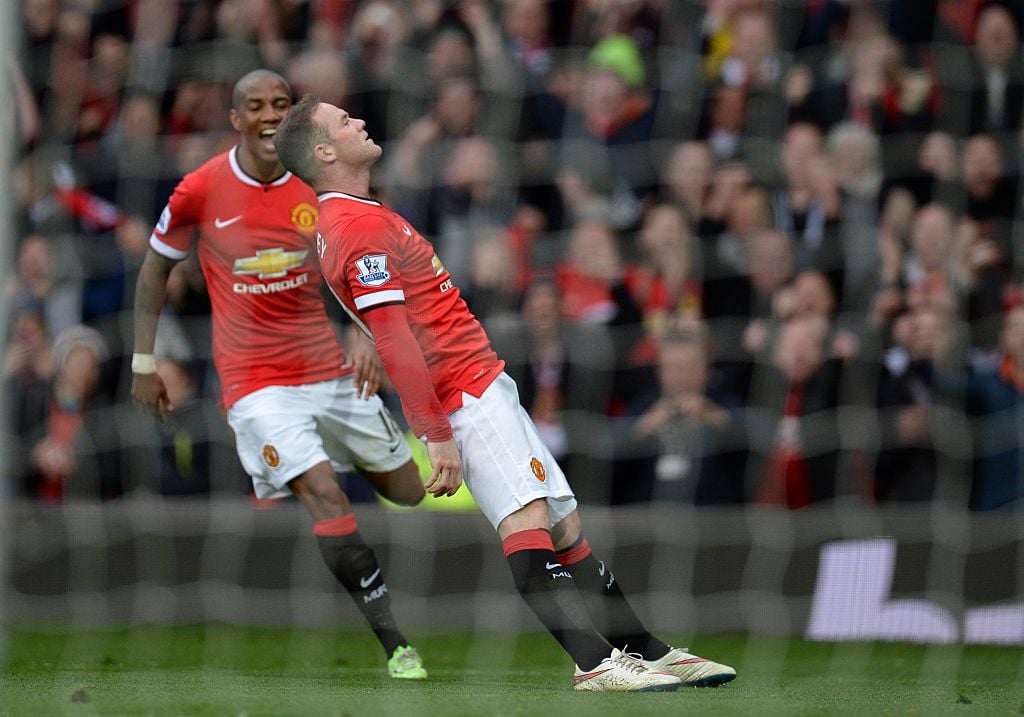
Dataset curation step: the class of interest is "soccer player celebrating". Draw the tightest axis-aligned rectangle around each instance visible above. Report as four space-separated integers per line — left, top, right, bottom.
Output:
274 96 737 692
131 71 428 680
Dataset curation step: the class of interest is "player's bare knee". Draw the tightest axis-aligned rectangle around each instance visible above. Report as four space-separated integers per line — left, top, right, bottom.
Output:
290 465 350 518
550 510 582 551
497 499 549 540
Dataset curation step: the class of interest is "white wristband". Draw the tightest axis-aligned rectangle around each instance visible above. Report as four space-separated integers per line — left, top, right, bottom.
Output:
132 353 157 374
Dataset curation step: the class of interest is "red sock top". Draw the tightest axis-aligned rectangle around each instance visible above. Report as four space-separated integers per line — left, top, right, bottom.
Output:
501 528 554 557
313 513 358 536
555 538 592 566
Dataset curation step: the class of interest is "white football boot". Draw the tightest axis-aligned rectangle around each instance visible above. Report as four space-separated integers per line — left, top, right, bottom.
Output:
573 648 681 692
641 646 736 687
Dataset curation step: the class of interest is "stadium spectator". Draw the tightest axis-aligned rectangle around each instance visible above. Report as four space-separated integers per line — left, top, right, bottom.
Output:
702 6 784 161
274 94 736 691
6 233 80 338
960 133 1017 254
4 302 54 495
658 141 715 236
748 315 842 508
773 123 843 297
740 229 798 357
891 130 960 209
344 0 410 146
553 218 646 402
15 324 122 501
963 303 1024 510
501 0 555 80
900 203 1004 348
555 34 661 229
463 224 521 321
386 73 486 227
626 202 702 337
874 304 966 503
826 122 881 313
130 70 428 680
429 135 518 283
939 1 1023 138
619 328 746 505
554 218 635 324
623 202 702 370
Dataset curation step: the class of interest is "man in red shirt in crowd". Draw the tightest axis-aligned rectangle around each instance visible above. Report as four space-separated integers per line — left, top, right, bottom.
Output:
274 95 737 691
131 71 427 680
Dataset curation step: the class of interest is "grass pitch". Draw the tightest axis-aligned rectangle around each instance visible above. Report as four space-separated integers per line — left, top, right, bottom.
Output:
2 626 1022 716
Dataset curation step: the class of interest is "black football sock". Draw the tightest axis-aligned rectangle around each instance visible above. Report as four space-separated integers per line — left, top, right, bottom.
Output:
314 514 408 657
556 536 670 661
503 529 611 671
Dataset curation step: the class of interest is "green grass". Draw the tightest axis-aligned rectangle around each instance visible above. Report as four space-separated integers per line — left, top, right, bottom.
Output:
2 626 1022 716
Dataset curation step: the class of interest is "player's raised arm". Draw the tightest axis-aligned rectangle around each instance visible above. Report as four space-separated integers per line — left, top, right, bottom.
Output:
131 248 179 419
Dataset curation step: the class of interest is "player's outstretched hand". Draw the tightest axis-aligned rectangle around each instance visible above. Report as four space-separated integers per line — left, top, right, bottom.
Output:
344 330 383 399
132 371 174 420
425 439 463 497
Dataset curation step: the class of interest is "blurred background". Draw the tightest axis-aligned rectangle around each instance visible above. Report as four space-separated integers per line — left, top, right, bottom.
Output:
3 0 1024 647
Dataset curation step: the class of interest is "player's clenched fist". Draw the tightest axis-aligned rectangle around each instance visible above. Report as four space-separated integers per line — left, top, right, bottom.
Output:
425 438 463 497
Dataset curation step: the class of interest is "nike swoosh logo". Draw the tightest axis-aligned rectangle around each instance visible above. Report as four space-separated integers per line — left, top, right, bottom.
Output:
401 224 412 235
545 562 562 570
214 215 242 229
360 568 381 589
598 561 606 576
573 668 613 685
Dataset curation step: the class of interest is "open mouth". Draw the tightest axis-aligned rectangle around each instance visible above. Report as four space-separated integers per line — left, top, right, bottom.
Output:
259 128 277 141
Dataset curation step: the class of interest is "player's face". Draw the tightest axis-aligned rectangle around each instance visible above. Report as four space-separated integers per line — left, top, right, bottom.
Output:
230 78 292 165
315 103 382 167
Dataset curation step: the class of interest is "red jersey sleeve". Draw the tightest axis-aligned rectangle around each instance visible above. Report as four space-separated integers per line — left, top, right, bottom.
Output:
334 214 407 312
361 304 453 441
149 170 205 260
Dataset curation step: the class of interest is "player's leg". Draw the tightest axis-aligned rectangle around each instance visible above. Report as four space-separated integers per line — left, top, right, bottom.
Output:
498 500 679 692
497 499 610 671
551 510 736 687
227 383 425 679
290 462 426 679
454 374 677 690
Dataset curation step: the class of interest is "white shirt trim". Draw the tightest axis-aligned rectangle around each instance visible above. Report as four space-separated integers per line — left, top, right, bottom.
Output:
318 191 382 206
228 146 292 187
149 234 188 260
354 289 405 309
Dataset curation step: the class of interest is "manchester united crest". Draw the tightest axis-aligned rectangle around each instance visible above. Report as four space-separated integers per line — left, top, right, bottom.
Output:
290 202 318 232
530 457 546 482
262 444 280 468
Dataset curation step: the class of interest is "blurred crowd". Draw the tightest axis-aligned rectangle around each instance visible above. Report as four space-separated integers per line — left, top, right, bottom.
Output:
6 0 1024 511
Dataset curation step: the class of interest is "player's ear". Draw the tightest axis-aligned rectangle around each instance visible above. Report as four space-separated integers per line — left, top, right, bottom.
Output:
314 142 335 164
229 108 242 132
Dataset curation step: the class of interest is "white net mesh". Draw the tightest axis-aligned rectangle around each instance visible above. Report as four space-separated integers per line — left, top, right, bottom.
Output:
4 0 1024 710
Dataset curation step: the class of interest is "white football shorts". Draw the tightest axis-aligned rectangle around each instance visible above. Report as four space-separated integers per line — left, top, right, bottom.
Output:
450 372 577 529
227 377 413 499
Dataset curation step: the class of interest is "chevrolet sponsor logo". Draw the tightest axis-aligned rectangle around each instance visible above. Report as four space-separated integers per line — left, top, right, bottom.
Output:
232 248 309 279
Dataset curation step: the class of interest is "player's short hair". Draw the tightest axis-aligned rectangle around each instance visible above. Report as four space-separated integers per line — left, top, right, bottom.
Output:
275 94 328 186
231 69 291 110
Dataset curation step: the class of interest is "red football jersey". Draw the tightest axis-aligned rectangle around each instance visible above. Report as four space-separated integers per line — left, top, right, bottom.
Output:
150 147 346 407
316 191 504 421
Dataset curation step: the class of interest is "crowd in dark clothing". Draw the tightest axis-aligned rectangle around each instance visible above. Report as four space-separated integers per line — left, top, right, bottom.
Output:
6 0 1024 511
